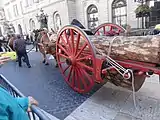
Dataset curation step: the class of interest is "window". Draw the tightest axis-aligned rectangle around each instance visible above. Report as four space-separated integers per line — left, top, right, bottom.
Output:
20 1 23 14
18 24 23 34
24 0 29 7
29 19 35 30
33 0 39 3
13 5 19 17
0 27 2 36
7 8 12 19
0 13 3 20
27 0 34 6
87 4 98 30
53 12 62 32
112 0 127 27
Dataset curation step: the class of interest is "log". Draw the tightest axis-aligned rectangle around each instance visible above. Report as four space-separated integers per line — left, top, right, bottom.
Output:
88 35 160 64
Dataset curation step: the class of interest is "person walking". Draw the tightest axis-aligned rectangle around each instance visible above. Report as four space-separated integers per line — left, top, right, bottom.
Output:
13 35 31 68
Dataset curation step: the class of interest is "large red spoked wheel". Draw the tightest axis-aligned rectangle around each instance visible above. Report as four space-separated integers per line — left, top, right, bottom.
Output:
94 23 125 36
56 25 96 93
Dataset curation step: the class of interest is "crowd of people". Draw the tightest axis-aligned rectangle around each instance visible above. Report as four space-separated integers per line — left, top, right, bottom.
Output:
2 28 58 68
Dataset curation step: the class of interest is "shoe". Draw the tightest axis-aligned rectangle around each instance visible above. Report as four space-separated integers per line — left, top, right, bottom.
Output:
45 63 49 65
55 64 58 68
28 65 31 68
19 65 22 67
42 59 46 63
22 58 26 62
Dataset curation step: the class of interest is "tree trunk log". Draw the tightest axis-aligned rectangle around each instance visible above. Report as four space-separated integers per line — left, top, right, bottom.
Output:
88 35 160 64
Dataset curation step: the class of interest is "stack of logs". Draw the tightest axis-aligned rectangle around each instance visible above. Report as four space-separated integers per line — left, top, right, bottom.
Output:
88 35 160 64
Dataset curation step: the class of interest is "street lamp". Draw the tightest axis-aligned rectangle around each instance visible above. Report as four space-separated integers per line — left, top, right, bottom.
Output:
36 8 48 29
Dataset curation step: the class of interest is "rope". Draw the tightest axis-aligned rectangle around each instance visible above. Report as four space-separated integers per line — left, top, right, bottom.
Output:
128 69 137 109
95 36 137 109
26 42 37 53
107 36 118 56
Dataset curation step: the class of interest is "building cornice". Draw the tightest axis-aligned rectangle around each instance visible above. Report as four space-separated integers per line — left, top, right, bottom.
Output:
23 0 65 15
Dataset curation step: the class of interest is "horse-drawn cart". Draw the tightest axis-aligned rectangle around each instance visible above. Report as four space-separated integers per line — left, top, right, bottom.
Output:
46 22 160 94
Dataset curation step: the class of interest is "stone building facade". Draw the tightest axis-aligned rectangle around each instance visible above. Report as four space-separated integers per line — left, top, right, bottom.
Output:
0 0 140 35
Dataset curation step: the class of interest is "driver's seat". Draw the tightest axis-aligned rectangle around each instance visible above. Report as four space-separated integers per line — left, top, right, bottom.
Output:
70 19 94 35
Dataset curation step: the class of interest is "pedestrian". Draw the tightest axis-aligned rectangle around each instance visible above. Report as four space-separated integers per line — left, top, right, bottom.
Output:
13 34 31 68
0 43 3 52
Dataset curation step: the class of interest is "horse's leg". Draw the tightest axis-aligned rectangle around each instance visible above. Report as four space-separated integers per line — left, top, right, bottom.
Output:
42 47 49 65
38 46 46 63
44 53 49 65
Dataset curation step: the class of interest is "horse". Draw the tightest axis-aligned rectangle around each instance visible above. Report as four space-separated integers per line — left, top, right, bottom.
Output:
35 29 58 66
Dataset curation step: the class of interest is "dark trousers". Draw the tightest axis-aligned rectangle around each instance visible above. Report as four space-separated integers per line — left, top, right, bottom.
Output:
153 29 160 35
17 51 30 67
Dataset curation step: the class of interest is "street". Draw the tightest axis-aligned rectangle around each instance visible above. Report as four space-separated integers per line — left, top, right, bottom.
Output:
65 75 160 120
1 49 160 120
0 51 102 120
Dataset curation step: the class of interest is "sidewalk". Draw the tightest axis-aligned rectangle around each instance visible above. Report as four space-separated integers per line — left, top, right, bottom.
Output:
65 75 160 120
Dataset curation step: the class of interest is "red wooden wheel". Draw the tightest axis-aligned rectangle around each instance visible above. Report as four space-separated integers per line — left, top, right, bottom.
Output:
94 23 125 36
56 25 96 93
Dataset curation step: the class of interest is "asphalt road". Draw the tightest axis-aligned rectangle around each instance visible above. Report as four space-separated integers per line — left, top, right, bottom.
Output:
0 52 102 120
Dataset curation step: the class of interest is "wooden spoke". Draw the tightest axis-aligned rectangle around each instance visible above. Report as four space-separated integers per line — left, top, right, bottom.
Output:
77 62 94 72
57 53 69 59
66 67 73 82
74 33 80 55
76 43 87 58
76 55 92 61
57 44 69 56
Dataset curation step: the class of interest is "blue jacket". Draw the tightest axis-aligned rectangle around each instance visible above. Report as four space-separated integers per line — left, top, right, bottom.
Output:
0 86 29 120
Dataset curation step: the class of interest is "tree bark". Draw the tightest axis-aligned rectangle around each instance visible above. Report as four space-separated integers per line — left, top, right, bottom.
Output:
88 35 160 64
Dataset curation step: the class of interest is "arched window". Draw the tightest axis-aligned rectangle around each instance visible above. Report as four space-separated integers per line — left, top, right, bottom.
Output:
53 11 62 32
112 0 127 27
10 24 15 33
0 27 2 36
29 19 35 30
18 24 23 35
87 4 98 30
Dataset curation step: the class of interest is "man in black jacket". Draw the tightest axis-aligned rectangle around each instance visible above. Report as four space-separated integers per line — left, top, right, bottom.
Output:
13 35 31 68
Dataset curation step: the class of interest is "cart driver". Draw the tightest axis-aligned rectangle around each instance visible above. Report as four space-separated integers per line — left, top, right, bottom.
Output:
38 29 50 65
